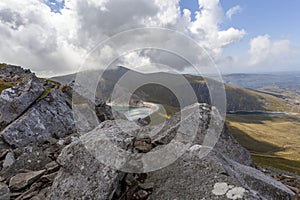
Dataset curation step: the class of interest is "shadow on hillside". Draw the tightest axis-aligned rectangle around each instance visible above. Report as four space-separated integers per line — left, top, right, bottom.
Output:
226 114 277 124
252 154 300 176
226 124 284 154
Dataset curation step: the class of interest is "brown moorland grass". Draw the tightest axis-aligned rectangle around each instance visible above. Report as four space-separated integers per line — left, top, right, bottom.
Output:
226 114 300 175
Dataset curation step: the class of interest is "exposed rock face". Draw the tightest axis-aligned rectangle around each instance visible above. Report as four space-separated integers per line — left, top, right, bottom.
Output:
157 104 253 166
0 65 116 199
1 90 76 148
145 147 293 200
0 64 31 77
50 141 125 200
0 74 45 130
0 138 78 199
62 81 113 133
50 120 136 199
64 81 113 123
50 103 296 200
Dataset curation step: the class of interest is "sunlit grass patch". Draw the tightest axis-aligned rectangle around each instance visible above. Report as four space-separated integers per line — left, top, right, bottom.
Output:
227 114 300 174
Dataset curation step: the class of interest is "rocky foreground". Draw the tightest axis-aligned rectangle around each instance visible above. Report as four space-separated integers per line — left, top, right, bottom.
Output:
0 64 299 200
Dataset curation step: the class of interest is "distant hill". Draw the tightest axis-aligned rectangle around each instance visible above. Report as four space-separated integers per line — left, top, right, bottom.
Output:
51 66 289 112
222 72 300 89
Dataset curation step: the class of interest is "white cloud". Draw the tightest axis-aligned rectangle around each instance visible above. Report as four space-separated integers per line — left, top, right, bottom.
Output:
218 28 246 47
120 52 151 69
188 0 245 57
248 35 292 67
226 5 242 19
0 0 246 76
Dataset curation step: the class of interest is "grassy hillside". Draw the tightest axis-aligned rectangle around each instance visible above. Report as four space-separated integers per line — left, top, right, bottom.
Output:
132 72 289 112
225 84 290 112
51 66 290 112
226 114 300 175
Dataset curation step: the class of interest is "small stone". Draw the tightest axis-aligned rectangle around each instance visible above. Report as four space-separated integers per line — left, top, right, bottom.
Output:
212 182 229 196
134 143 152 153
134 138 152 153
139 182 154 190
3 152 15 168
9 170 46 190
24 146 33 153
0 183 10 200
226 187 246 200
57 139 65 146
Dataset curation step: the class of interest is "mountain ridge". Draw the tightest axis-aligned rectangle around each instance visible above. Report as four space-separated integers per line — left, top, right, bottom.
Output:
0 63 298 199
51 66 290 113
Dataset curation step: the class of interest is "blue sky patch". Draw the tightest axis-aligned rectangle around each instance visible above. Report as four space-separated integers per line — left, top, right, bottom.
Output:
44 0 65 13
179 0 199 21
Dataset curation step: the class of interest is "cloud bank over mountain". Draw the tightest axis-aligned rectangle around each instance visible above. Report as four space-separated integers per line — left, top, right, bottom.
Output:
0 0 297 76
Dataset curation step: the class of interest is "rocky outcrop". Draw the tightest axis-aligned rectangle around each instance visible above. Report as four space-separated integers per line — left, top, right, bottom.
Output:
0 65 298 199
50 141 125 200
63 81 113 133
0 136 79 199
1 90 76 148
0 73 45 130
50 103 296 200
143 147 294 199
0 65 115 199
0 64 31 76
50 120 137 199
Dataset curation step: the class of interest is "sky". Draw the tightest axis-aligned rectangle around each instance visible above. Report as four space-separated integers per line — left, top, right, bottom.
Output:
0 0 299 76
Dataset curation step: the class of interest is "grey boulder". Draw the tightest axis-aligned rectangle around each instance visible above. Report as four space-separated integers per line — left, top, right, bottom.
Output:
1 90 76 148
50 103 295 199
50 141 125 200
0 74 45 130
145 146 294 200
